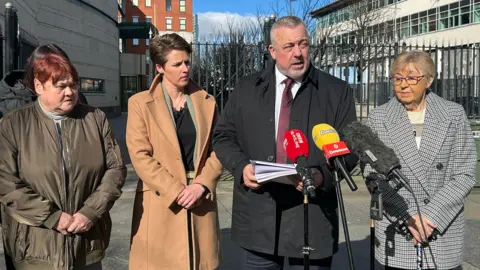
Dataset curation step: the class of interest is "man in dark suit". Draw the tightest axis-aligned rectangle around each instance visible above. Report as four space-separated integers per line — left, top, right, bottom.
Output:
213 16 357 270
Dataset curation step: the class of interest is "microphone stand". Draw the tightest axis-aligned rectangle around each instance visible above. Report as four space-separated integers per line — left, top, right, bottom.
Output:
333 158 356 270
302 188 312 270
366 177 384 270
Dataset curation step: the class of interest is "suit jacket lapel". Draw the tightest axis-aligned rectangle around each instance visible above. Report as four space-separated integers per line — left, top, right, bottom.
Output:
146 75 182 159
188 82 215 174
419 93 450 178
384 99 426 184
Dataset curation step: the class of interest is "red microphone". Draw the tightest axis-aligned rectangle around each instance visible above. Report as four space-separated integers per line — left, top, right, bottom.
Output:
283 129 316 198
283 129 309 162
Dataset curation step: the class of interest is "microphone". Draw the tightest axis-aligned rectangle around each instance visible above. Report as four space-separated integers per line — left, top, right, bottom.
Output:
312 124 358 191
283 129 316 199
342 121 413 193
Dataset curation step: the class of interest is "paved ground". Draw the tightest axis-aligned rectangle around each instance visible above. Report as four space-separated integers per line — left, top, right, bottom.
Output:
0 114 479 270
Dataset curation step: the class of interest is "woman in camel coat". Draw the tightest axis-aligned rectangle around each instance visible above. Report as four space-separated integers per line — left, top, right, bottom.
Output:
126 33 223 270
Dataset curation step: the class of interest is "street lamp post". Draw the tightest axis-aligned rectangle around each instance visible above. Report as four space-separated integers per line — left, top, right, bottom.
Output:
263 14 276 69
148 28 153 88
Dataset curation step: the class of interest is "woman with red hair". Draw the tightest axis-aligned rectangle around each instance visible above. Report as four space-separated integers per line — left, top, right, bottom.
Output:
0 44 126 269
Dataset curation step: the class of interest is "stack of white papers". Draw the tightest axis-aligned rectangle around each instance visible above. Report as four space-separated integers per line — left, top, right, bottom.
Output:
251 160 298 185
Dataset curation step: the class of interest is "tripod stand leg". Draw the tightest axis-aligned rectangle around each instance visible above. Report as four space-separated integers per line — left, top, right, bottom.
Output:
370 219 375 270
334 171 355 270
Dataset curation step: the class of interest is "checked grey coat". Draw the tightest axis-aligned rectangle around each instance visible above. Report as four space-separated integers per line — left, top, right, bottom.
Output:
363 92 477 269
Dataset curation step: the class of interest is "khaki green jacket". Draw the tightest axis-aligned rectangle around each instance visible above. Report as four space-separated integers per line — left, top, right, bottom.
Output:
0 101 126 270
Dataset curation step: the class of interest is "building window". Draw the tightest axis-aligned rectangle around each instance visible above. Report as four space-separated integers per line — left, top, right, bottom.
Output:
166 0 171 12
180 0 186 12
180 18 186 31
474 3 480 23
133 16 139 45
132 0 138 6
166 18 172 30
146 16 152 23
146 39 150 46
145 0 151 7
80 78 105 93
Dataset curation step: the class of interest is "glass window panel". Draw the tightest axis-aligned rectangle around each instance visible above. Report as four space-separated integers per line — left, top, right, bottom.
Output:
80 78 104 93
180 0 186 12
180 18 186 31
461 12 470 24
166 0 171 12
439 18 448 29
440 5 448 12
428 20 436 32
411 24 419 35
474 4 480 22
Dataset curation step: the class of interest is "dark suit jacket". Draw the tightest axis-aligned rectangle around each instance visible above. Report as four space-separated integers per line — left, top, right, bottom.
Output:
213 63 358 258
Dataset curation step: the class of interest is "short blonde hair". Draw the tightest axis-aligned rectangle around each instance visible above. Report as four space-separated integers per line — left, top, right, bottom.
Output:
390 50 435 81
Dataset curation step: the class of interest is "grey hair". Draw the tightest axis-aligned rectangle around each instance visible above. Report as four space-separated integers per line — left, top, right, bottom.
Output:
390 50 435 82
270 16 308 45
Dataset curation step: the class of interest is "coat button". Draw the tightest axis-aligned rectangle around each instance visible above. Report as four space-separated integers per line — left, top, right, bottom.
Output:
267 156 274 162
155 191 160 196
424 198 430 204
436 163 443 170
268 117 273 122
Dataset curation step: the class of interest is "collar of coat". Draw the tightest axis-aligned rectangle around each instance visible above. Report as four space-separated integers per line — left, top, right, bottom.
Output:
255 60 319 93
148 74 214 102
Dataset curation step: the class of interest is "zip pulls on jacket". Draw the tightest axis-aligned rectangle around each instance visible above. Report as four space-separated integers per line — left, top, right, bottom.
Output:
54 121 75 270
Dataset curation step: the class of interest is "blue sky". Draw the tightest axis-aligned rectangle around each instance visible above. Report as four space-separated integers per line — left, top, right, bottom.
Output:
194 0 268 16
194 0 332 40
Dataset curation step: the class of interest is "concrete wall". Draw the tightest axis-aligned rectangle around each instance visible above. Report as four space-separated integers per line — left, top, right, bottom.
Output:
121 53 146 76
0 0 121 114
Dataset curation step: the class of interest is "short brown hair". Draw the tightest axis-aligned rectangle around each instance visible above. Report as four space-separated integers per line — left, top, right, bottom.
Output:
150 33 192 67
391 50 435 81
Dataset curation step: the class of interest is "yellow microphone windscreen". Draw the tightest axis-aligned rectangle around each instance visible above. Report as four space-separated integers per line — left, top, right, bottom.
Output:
312 123 340 149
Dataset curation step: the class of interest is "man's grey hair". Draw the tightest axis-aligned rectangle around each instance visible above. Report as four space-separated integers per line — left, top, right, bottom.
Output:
270 16 308 45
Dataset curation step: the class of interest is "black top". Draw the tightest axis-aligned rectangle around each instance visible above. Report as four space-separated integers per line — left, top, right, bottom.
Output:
173 102 196 171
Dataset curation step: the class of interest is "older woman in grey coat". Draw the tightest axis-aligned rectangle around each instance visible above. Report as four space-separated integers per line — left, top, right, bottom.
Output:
363 50 476 270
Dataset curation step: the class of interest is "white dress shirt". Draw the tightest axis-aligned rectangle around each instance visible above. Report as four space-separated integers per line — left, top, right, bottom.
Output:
274 65 301 140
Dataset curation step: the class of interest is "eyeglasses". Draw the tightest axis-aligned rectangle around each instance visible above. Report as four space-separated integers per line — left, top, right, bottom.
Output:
390 75 425 86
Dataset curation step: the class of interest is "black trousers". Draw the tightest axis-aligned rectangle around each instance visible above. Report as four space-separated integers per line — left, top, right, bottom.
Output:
242 249 332 270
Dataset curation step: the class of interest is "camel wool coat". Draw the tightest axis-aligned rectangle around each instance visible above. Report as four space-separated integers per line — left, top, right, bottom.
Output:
126 75 223 270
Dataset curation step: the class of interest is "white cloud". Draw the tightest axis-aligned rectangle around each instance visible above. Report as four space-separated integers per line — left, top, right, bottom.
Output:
197 12 260 41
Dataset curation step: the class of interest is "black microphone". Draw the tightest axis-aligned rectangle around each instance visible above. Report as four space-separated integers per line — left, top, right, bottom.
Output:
342 121 413 194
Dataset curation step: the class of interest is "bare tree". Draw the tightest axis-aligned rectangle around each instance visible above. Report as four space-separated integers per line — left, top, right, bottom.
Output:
340 1 395 83
261 0 338 66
